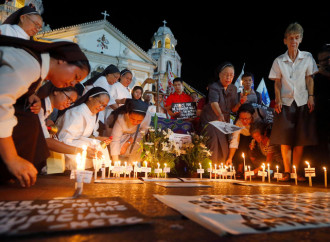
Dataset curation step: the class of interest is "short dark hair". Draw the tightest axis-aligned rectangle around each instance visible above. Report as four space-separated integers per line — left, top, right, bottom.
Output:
173 77 183 84
237 103 255 116
242 72 254 79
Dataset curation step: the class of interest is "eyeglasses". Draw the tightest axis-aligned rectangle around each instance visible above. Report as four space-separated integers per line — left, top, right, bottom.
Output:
240 117 252 121
62 91 74 104
26 15 42 31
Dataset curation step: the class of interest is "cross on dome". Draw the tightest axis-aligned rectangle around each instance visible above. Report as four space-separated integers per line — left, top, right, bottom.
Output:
101 10 110 20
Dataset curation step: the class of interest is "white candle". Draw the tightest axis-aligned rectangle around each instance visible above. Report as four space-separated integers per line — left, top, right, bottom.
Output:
133 161 137 178
199 163 202 179
248 165 251 182
157 162 160 178
101 155 106 179
267 163 270 183
276 165 279 182
293 165 297 185
209 162 212 179
242 153 246 180
144 161 148 179
80 145 87 170
124 162 127 178
75 152 84 194
214 164 217 179
305 161 312 187
324 167 327 188
262 163 265 182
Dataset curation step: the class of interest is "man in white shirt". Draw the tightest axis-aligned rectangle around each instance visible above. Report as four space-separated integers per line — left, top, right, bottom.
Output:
269 23 318 182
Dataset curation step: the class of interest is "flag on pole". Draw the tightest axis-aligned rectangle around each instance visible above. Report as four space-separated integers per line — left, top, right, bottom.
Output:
234 63 245 93
167 63 175 94
256 78 271 107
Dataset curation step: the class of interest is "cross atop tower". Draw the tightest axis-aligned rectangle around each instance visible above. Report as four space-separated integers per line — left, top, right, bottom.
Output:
163 20 167 27
101 10 110 20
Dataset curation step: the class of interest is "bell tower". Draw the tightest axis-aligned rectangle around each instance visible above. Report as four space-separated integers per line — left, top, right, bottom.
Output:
148 20 181 90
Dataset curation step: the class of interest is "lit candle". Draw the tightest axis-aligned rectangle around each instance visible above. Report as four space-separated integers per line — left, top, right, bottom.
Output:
276 165 279 182
209 162 212 179
305 161 312 187
214 164 217 179
101 155 106 179
157 162 160 178
248 165 251 182
242 153 246 180
293 165 297 185
199 163 202 179
324 167 327 188
144 161 148 179
133 161 137 178
80 145 87 170
75 152 84 194
267 163 270 183
124 162 127 178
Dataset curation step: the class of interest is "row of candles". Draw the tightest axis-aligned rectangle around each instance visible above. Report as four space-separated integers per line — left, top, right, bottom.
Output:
241 152 327 187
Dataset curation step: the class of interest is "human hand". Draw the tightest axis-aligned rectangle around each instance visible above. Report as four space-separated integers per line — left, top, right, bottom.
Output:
28 94 41 114
249 139 256 150
217 113 225 122
274 100 282 114
6 156 38 188
225 158 232 166
240 93 247 104
87 147 102 159
307 96 315 113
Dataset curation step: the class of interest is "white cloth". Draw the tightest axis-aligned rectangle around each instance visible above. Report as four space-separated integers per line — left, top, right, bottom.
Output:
0 24 30 40
38 96 53 138
104 82 132 123
56 103 110 170
83 76 116 124
229 119 250 149
0 46 50 138
110 112 151 160
268 50 318 107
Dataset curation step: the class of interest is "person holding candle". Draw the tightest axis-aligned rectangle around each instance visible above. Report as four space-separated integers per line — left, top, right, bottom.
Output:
268 23 318 182
56 87 112 170
109 99 151 163
200 62 245 163
237 72 261 105
248 120 283 175
0 5 43 40
225 103 256 176
0 35 90 188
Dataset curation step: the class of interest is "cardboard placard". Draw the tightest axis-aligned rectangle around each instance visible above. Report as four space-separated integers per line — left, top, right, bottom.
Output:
154 168 162 174
305 168 316 177
171 102 197 119
257 171 267 177
70 170 93 184
274 173 283 179
163 167 170 173
0 197 148 236
197 169 204 174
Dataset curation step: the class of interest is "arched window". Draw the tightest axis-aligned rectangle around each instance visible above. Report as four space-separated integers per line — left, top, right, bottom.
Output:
165 37 171 49
157 40 162 48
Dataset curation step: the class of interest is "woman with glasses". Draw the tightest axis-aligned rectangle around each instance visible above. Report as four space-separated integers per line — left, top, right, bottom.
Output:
81 64 120 135
0 5 43 40
225 103 256 176
56 87 112 170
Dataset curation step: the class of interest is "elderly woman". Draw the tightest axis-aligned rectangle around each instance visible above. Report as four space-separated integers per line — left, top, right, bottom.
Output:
109 99 151 162
56 87 112 170
0 5 43 39
0 35 90 187
200 62 245 163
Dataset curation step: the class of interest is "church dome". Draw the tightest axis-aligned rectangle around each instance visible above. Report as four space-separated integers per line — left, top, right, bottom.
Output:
156 26 173 36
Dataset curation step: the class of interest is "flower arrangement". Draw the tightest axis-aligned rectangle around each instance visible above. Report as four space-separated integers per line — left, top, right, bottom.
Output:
139 115 212 177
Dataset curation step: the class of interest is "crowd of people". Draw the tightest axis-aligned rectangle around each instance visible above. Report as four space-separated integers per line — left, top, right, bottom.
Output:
0 5 328 188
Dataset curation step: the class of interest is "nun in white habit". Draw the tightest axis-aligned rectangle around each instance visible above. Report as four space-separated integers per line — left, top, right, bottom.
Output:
0 5 43 40
56 87 112 170
109 99 151 162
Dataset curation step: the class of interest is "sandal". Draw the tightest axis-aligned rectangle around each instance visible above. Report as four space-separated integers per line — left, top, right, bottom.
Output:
279 172 290 182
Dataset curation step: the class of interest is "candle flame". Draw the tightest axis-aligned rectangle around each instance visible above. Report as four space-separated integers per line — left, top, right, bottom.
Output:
324 167 327 171
305 161 309 165
82 145 87 151
242 153 245 158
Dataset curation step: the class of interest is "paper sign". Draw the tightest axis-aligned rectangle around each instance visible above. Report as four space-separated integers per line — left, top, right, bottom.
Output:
197 169 204 174
274 173 283 179
171 102 197 119
163 167 170 173
245 171 254 177
290 173 297 179
154 169 162 174
141 167 152 173
134 167 142 173
209 121 242 134
207 168 212 172
70 170 93 183
258 171 267 177
0 197 148 236
305 168 316 177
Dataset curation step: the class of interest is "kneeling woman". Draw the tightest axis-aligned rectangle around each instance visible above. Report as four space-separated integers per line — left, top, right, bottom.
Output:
56 87 112 170
110 99 151 162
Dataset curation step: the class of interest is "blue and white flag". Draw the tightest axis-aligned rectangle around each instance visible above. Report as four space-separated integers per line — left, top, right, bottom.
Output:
234 63 245 93
256 78 271 107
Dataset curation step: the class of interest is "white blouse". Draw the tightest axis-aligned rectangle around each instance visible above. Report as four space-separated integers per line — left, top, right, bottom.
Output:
56 103 110 170
0 24 30 40
0 46 50 138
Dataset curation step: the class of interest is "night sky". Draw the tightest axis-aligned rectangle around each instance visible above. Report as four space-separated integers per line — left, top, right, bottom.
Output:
22 2 330 98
